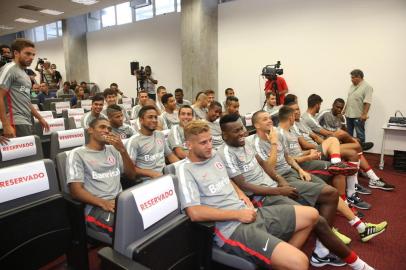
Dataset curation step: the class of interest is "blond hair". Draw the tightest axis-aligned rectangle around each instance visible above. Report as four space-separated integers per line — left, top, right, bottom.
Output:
184 120 210 140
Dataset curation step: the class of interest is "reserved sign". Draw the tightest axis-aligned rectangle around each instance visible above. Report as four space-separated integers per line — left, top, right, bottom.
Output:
0 160 50 203
131 175 178 229
0 135 36 161
43 118 65 135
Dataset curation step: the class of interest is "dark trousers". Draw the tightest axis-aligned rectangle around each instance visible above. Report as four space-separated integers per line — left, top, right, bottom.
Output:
346 118 365 143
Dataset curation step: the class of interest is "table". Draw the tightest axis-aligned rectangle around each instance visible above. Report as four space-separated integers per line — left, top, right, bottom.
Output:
379 125 406 170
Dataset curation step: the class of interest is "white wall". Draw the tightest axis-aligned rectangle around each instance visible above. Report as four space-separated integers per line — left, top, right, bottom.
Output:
218 0 406 153
34 38 66 84
87 13 182 99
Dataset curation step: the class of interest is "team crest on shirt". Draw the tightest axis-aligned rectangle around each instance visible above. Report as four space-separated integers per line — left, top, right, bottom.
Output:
215 162 224 170
156 138 163 145
107 155 116 165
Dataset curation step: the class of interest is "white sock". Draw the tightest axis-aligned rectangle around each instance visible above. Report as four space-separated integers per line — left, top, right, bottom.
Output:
347 174 357 197
349 217 366 233
365 169 379 181
330 156 342 164
314 238 329 258
349 257 375 270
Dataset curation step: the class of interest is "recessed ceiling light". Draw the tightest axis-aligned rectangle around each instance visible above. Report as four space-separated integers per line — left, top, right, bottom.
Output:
71 0 99 5
40 9 64 15
0 25 14 30
15 18 38 23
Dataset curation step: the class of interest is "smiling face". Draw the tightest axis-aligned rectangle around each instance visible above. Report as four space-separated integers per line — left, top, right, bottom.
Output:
179 107 194 127
253 111 273 133
88 119 112 145
91 100 104 114
207 105 222 122
140 109 158 132
222 120 246 147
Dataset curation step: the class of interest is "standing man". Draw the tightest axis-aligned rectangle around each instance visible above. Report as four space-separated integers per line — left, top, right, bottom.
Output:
0 39 49 137
344 69 373 146
142 66 158 101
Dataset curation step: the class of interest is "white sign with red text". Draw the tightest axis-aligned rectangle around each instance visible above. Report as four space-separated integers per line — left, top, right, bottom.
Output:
68 108 85 128
36 111 54 121
43 118 65 135
0 160 50 203
131 175 178 229
58 128 85 149
80 100 92 111
55 101 71 114
122 98 132 109
0 135 37 161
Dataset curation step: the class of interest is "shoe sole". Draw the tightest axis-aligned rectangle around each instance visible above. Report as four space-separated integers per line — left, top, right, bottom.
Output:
310 260 347 267
368 185 395 191
361 228 386 242
355 190 372 195
328 167 358 176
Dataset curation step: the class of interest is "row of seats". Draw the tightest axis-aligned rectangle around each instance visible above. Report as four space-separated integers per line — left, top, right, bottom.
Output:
0 133 258 269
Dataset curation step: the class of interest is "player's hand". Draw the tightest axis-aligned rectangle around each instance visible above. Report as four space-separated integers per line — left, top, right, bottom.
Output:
105 134 125 152
39 118 50 132
237 209 257 223
150 171 164 179
240 194 254 209
0 136 10 145
3 124 16 138
277 186 298 199
299 170 312 181
309 149 321 160
99 199 115 213
360 114 368 122
267 127 278 144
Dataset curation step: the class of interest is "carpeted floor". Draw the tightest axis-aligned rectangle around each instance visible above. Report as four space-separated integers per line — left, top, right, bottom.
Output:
41 153 406 270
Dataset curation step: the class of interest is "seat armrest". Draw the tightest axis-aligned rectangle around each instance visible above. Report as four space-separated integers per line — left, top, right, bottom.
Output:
98 247 150 270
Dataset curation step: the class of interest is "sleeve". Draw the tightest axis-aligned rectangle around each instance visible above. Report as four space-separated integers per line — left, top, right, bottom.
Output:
111 146 124 173
125 135 138 162
218 146 243 178
363 85 373 104
66 149 84 184
163 136 173 156
280 77 288 90
278 130 290 156
159 115 168 129
0 65 13 90
303 114 323 133
176 163 201 209
168 126 182 150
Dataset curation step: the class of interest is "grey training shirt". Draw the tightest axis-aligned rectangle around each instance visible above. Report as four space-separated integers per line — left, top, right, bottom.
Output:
176 154 247 247
0 62 32 125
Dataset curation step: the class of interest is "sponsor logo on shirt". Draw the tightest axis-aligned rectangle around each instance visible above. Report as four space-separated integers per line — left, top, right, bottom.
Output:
19 85 30 95
92 168 120 180
144 152 164 162
208 176 229 194
242 159 256 173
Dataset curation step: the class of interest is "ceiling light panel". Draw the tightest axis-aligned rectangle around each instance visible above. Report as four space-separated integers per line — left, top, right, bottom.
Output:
15 18 38 23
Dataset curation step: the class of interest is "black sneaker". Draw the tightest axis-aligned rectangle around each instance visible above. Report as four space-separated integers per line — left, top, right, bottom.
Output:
361 142 374 151
369 178 395 191
355 183 372 195
328 162 358 176
310 252 346 267
347 193 371 210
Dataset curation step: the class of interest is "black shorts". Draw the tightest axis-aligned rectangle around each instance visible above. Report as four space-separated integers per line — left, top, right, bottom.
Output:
15 124 33 137
300 160 333 183
85 205 114 237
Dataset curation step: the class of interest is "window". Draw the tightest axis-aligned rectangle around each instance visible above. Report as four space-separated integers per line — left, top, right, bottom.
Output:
102 6 116 27
177 0 181 12
57 20 63 36
155 0 175 15
46 22 58 39
34 26 45 42
24 29 35 41
87 11 101 32
116 2 133 25
136 4 153 21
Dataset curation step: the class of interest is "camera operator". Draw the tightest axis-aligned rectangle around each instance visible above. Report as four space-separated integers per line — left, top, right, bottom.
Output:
0 39 49 137
0 45 12 68
51 63 62 88
141 65 158 100
35 59 58 90
264 67 289 105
